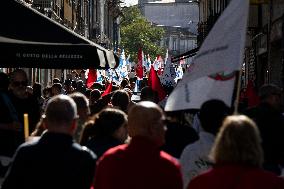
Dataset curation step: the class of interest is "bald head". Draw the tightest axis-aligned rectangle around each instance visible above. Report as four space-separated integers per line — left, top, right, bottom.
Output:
43 95 78 133
128 101 166 146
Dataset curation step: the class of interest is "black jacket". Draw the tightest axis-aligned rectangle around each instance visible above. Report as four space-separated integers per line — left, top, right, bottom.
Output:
244 103 284 175
2 132 97 189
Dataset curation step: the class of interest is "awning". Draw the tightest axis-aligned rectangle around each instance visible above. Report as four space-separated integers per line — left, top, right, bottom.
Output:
171 47 199 63
0 0 119 69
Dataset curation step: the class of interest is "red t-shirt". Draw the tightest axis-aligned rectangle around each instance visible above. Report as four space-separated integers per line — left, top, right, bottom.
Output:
93 136 183 189
188 164 284 189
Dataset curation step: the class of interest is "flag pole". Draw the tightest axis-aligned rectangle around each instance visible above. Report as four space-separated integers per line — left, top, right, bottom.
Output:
233 71 242 115
113 69 119 80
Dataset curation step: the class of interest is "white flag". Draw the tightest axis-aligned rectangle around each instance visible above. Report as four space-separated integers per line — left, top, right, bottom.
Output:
166 73 236 110
165 0 249 111
161 55 176 88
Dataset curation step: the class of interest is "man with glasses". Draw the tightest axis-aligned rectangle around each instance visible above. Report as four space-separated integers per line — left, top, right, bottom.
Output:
0 69 40 181
4 69 40 154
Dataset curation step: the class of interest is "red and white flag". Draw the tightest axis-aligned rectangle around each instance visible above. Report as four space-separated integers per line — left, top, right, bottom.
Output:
165 0 249 111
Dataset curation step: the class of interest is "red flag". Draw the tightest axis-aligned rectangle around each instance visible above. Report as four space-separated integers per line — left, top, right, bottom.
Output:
245 80 260 107
102 81 113 97
136 48 143 78
148 66 166 101
86 69 97 88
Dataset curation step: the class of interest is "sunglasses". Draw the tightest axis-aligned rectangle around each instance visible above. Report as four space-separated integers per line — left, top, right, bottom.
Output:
13 81 28 87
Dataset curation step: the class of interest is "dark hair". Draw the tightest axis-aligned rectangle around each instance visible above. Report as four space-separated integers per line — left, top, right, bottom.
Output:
199 99 230 135
120 78 129 89
33 82 42 98
64 79 72 86
258 84 282 100
92 82 104 91
111 90 129 112
140 86 158 103
94 108 127 137
69 92 89 110
90 89 101 102
43 87 52 96
52 83 62 91
53 78 61 84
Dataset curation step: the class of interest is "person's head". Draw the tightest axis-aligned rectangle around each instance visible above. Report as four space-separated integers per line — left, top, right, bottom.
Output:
258 84 282 110
210 115 263 168
64 79 74 94
128 101 166 147
140 86 158 103
43 87 52 98
72 80 77 89
26 86 33 95
52 78 61 84
64 79 72 87
89 89 101 105
51 83 62 96
91 82 104 91
93 108 128 142
9 69 29 99
69 92 90 122
33 82 42 98
42 95 78 135
199 99 230 135
76 80 86 94
120 78 129 89
111 90 130 112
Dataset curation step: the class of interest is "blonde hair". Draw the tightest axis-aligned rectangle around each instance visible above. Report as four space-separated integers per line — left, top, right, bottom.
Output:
210 115 263 167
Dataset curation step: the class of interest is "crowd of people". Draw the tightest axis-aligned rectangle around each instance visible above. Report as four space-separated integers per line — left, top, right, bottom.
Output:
1 68 284 189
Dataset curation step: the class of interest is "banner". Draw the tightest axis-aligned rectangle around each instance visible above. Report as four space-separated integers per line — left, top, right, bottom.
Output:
165 0 249 111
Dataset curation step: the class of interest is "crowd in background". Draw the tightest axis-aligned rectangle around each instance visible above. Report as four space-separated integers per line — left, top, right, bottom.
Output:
1 68 284 189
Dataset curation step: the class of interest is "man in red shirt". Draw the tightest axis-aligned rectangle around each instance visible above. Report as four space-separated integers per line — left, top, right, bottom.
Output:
93 101 183 189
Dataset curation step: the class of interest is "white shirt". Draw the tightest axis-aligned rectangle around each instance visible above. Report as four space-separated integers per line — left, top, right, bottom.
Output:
180 131 215 188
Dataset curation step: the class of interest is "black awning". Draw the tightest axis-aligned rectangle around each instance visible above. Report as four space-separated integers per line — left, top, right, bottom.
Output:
0 0 119 69
171 47 199 63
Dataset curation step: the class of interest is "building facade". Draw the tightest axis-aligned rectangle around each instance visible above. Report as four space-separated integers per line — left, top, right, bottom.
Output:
198 0 284 90
139 0 199 63
19 0 122 86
